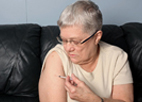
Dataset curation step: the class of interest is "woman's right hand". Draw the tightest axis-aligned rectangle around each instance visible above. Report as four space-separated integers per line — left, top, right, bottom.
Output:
65 74 101 102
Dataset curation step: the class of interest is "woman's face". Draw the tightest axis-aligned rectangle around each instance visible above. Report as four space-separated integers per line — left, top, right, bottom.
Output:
60 25 99 65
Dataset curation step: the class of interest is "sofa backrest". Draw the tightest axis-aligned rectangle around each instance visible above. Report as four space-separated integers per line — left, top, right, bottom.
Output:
121 23 142 102
40 26 60 63
0 22 142 102
0 24 41 97
101 25 128 52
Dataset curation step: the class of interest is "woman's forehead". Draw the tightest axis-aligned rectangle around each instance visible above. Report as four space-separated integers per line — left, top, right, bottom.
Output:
60 25 87 38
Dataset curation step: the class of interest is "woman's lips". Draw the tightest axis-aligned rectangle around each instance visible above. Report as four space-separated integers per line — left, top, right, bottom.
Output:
69 54 75 57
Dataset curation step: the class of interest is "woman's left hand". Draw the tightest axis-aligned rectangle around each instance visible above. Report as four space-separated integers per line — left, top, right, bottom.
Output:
65 74 101 102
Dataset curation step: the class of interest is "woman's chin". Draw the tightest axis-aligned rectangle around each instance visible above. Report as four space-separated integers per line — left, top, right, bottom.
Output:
70 58 80 64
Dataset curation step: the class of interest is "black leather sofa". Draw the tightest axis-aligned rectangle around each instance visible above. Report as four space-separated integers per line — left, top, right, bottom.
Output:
0 22 142 102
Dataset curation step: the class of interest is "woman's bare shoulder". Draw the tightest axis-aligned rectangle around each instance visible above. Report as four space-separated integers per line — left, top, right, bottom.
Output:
42 51 63 71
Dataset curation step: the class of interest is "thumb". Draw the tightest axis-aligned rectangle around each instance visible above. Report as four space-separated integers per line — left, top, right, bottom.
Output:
71 73 81 84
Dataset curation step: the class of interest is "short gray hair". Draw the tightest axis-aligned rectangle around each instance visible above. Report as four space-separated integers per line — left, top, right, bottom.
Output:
57 0 103 35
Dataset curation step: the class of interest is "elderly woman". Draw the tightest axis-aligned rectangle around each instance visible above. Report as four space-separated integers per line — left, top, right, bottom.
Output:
39 0 133 102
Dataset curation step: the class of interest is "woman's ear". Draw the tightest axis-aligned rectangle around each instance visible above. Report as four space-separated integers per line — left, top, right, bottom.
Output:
94 30 103 45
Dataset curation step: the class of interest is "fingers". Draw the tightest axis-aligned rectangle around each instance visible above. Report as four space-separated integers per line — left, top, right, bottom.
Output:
65 75 78 92
65 74 81 87
65 76 75 87
65 74 82 90
65 74 96 102
71 74 81 85
66 75 70 82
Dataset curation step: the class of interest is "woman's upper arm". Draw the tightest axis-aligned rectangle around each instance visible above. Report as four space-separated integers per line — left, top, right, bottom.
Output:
39 51 67 102
112 83 133 102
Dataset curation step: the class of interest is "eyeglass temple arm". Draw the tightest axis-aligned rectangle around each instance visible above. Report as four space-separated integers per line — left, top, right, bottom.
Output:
81 30 98 44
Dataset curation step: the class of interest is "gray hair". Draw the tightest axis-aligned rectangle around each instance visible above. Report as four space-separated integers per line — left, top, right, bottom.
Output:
57 0 103 35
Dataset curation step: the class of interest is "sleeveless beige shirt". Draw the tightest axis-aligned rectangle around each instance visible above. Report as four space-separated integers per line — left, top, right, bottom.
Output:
42 41 133 102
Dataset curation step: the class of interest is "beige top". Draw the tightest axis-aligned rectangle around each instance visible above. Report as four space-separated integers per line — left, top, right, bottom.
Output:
42 41 133 102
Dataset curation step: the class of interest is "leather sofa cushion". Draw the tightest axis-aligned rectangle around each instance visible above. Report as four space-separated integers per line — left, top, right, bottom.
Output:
121 22 142 102
40 26 60 63
0 95 39 102
121 22 142 81
0 24 41 97
102 25 128 52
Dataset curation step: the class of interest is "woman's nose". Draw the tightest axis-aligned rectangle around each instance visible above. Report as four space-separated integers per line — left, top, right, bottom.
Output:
65 42 74 52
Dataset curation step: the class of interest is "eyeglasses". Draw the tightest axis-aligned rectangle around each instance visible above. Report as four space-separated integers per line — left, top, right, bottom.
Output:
57 30 98 46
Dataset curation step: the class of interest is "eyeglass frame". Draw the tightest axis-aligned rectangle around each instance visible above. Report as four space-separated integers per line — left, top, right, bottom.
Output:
57 30 99 46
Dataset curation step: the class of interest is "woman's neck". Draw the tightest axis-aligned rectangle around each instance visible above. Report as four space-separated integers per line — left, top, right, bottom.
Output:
79 45 100 72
